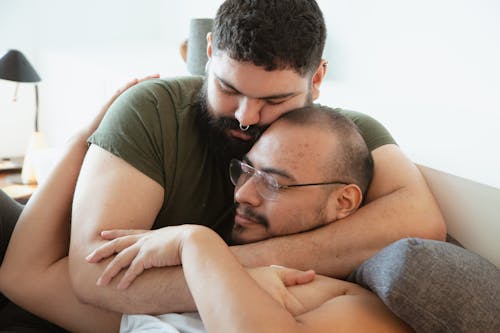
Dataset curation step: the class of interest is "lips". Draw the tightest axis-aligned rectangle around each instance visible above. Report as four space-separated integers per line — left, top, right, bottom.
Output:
227 129 252 141
234 212 258 226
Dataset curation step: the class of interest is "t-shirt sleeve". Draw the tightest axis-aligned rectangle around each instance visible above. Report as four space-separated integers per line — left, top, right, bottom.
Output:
335 108 397 151
88 80 177 188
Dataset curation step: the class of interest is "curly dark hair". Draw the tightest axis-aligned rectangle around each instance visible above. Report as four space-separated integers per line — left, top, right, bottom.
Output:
213 0 327 76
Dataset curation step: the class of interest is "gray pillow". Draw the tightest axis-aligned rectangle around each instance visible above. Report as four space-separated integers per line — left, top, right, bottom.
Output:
348 238 500 333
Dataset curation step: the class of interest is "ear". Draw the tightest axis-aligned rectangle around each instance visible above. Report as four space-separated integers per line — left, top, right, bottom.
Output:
311 59 328 100
327 184 363 220
206 32 213 59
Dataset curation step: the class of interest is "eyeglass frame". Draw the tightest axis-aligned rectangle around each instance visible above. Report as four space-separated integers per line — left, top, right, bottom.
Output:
229 158 349 201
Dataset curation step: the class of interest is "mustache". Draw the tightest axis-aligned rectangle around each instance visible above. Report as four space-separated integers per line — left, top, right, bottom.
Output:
235 203 269 229
209 115 268 141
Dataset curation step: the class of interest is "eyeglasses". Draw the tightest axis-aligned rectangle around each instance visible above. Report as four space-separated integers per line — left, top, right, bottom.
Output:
229 159 348 201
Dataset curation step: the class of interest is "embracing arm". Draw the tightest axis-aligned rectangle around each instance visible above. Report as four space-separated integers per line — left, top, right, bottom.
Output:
87 224 411 333
232 144 446 277
69 146 197 314
182 227 411 333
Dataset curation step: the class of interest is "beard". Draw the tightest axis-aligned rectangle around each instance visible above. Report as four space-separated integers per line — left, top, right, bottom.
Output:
194 80 269 161
231 202 270 245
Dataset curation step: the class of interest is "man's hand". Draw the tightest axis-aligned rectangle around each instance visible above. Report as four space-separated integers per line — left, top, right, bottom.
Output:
67 74 199 314
86 226 195 290
247 266 315 316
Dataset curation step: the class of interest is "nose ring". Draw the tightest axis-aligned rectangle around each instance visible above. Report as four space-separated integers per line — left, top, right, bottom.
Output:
239 123 250 131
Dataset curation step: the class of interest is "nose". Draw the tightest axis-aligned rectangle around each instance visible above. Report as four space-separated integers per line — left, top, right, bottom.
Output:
234 176 262 207
234 97 263 127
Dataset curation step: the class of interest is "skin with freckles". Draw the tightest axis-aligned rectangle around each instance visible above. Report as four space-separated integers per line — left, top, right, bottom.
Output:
232 122 357 244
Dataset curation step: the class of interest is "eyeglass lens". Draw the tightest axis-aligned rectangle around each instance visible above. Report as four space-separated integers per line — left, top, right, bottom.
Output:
229 159 278 200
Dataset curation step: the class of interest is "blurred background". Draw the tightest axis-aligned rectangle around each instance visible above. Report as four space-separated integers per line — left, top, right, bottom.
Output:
0 0 499 187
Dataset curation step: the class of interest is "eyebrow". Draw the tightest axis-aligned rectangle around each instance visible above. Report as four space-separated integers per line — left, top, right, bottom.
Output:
243 156 296 181
215 75 298 100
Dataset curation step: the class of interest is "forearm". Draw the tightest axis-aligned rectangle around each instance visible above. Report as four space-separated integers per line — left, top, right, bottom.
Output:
2 257 120 333
70 250 196 314
0 134 122 333
68 144 196 313
233 185 446 278
0 133 89 284
182 227 303 333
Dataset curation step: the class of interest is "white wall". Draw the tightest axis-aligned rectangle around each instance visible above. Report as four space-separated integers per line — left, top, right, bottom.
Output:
0 0 223 156
316 0 500 187
1 0 498 187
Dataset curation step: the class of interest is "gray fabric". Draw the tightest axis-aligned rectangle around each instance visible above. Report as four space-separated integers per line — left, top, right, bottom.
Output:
349 238 500 333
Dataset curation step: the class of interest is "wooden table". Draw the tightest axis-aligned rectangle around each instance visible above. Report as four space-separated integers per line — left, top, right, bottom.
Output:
0 170 37 203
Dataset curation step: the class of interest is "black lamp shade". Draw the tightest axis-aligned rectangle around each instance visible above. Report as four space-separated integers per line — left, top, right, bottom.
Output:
0 49 41 83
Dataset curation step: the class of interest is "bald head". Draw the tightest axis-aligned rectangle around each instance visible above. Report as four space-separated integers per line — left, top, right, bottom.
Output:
271 105 374 197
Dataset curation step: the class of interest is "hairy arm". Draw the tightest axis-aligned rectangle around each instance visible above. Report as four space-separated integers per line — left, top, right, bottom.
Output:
232 144 446 277
69 146 197 314
86 224 411 332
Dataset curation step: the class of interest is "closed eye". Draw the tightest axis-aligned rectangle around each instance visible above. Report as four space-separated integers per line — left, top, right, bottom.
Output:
265 98 288 105
217 79 240 95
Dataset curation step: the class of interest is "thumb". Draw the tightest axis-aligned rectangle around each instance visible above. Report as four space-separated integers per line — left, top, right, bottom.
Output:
280 268 316 287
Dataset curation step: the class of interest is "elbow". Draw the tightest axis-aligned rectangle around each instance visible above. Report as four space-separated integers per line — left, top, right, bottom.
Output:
68 251 98 305
0 264 38 305
433 212 447 241
70 272 93 305
423 213 447 242
413 202 447 242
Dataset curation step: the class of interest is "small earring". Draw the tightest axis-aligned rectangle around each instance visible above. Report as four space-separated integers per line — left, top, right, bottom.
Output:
239 123 250 131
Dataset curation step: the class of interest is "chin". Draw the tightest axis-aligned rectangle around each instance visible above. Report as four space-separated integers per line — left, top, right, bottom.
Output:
231 231 266 245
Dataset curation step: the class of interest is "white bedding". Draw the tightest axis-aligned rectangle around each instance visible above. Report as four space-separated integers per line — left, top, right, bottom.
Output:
121 312 205 333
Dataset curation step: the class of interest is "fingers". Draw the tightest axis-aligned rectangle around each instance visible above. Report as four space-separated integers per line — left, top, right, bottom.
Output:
137 73 160 83
277 267 316 287
283 290 307 317
115 255 149 289
82 73 161 137
86 235 140 263
115 78 139 95
100 229 150 240
95 244 141 287
113 74 159 99
113 74 159 97
99 73 160 118
292 269 316 285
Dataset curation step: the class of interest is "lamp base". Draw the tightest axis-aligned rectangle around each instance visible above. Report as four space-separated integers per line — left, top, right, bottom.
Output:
21 131 47 185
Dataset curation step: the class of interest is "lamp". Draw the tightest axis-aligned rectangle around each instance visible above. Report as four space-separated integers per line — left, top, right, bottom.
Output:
0 49 46 184
186 18 213 75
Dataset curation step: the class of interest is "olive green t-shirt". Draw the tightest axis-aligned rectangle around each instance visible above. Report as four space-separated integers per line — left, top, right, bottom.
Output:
334 108 397 151
89 77 234 235
89 76 395 234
